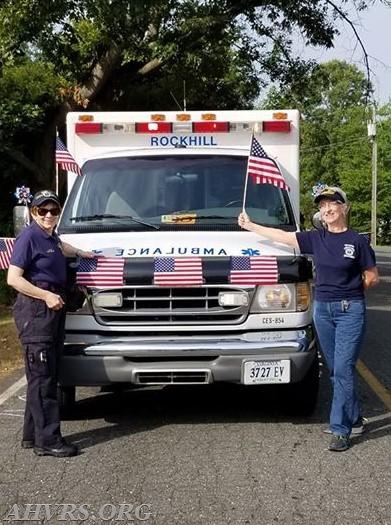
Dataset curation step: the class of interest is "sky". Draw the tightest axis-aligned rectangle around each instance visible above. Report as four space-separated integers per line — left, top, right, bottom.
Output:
299 1 391 105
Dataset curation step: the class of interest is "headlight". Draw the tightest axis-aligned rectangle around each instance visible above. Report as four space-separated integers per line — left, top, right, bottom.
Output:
251 282 311 312
254 284 293 311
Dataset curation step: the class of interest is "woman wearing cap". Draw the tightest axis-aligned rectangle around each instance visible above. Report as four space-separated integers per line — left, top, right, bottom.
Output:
238 185 379 452
7 190 94 458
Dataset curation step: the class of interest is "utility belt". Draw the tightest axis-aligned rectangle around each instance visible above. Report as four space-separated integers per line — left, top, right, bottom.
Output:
30 280 84 312
31 281 66 295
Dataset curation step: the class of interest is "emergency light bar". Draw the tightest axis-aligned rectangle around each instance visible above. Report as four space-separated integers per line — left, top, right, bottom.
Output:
262 121 291 133
135 122 173 133
75 122 102 134
192 122 229 133
133 121 230 133
75 118 291 135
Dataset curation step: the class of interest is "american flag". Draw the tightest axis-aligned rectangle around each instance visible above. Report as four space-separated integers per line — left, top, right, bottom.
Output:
246 135 289 191
56 137 82 176
154 257 203 287
76 257 125 287
229 256 278 285
0 238 15 270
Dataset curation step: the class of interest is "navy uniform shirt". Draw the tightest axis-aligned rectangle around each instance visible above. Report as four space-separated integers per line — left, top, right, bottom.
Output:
296 228 376 302
10 221 67 287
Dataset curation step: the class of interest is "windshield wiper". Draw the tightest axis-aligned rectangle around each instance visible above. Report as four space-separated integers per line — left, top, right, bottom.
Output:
69 214 160 230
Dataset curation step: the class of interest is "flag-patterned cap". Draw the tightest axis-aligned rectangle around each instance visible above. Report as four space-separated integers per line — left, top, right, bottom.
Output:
313 186 347 205
31 190 61 207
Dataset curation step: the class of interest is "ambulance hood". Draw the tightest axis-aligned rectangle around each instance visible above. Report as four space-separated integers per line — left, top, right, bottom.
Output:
60 230 296 258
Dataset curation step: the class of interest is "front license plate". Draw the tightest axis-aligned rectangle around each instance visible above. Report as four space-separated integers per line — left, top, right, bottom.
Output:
243 359 291 384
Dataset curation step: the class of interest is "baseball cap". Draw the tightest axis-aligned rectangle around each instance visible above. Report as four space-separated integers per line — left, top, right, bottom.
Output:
313 186 347 205
31 190 61 208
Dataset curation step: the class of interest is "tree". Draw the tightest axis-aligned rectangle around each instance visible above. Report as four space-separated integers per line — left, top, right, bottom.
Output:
263 60 383 234
0 1 387 210
375 103 391 244
0 60 69 224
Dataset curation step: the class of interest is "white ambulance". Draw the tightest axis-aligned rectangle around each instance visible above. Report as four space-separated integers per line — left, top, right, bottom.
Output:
57 110 318 414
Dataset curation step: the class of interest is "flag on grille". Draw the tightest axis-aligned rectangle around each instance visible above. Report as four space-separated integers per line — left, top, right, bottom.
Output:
0 238 15 270
229 256 278 285
56 137 82 176
246 135 289 191
76 257 125 287
154 256 203 287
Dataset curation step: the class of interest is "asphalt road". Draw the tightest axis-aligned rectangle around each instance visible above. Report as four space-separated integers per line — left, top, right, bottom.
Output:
0 249 390 525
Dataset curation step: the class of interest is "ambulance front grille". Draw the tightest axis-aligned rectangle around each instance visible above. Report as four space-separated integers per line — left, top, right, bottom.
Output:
94 286 250 325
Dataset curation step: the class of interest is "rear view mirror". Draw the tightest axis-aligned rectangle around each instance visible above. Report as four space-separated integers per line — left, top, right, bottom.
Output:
312 211 325 230
13 205 30 237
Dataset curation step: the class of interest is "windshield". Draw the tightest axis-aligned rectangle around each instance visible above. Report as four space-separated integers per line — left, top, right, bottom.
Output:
58 155 295 233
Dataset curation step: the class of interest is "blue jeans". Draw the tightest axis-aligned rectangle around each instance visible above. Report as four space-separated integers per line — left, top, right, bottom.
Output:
313 299 366 436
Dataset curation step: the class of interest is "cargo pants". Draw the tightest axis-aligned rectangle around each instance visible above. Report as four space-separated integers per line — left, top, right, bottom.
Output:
13 287 66 448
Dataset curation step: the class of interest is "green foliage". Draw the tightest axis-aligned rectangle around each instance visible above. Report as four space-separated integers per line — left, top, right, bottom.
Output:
262 59 391 243
0 0 352 105
0 60 68 136
375 103 391 244
266 60 380 235
0 60 69 227
0 0 389 241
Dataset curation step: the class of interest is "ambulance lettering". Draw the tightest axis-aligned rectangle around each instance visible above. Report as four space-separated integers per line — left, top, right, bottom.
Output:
124 247 228 256
150 136 218 147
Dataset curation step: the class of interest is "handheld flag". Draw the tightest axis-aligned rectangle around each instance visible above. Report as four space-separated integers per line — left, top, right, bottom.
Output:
56 137 82 176
246 135 289 191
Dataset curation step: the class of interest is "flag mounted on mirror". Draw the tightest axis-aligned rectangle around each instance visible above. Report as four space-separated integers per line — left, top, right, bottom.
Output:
0 238 15 270
246 135 289 191
56 137 82 176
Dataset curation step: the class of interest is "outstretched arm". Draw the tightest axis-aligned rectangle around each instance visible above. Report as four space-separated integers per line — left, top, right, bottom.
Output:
238 211 299 250
61 241 95 259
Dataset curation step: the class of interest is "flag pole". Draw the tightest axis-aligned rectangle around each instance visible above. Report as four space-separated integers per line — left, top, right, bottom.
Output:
55 164 59 196
242 133 253 212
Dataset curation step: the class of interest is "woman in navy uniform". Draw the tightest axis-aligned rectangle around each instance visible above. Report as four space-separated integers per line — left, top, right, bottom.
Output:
7 190 94 457
238 186 379 452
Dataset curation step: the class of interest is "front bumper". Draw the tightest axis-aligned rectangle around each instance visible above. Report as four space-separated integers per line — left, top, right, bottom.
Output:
59 328 317 387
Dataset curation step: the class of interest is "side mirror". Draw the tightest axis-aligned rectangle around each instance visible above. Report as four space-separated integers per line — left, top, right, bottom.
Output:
13 205 30 237
312 211 325 230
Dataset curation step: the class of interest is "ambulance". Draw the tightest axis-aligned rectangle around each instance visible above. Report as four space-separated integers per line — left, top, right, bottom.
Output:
57 110 318 414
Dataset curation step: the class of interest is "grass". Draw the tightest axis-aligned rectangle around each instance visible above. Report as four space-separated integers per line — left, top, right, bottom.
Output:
0 306 23 379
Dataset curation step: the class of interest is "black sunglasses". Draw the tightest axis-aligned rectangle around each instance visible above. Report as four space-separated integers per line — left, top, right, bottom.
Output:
37 207 61 217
